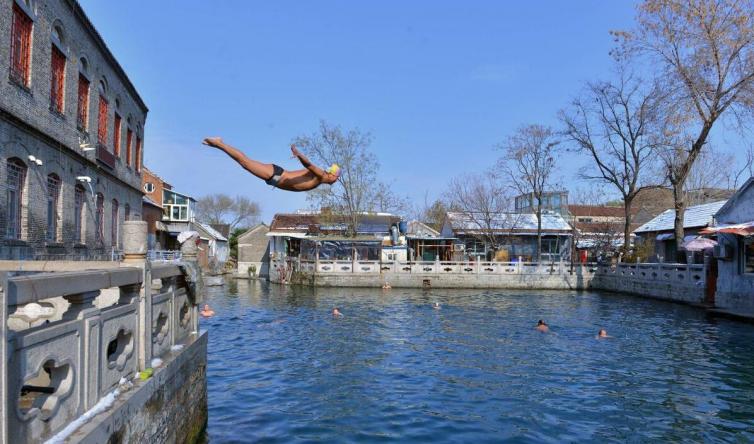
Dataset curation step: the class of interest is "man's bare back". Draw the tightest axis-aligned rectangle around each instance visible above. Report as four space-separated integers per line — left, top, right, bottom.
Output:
202 137 340 192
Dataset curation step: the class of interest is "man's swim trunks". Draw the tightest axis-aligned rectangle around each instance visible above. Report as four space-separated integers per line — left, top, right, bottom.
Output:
266 164 284 187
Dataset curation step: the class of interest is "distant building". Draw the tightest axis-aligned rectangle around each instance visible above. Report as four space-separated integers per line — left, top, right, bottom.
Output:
566 205 637 260
440 211 572 262
514 191 569 215
633 200 727 262
1 0 148 260
703 177 754 315
267 212 401 262
236 223 270 277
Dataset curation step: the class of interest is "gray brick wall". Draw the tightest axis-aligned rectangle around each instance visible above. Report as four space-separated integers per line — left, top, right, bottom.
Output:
0 0 148 259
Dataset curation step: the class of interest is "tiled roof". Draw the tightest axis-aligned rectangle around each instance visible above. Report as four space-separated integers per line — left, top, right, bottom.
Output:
633 200 727 233
445 212 572 233
567 205 630 217
269 213 400 234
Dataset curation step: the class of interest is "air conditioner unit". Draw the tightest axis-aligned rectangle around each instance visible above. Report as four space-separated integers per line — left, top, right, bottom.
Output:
453 244 466 252
713 243 733 261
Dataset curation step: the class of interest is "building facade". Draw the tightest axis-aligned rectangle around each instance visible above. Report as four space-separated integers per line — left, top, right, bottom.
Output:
0 0 147 259
514 191 569 215
704 178 754 315
236 223 269 277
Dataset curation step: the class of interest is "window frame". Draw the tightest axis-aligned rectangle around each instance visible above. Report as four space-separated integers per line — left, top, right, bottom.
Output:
111 199 119 247
743 237 754 276
77 73 90 131
74 184 85 244
95 193 104 243
9 2 33 88
50 44 66 113
5 158 27 240
113 113 121 157
46 174 61 242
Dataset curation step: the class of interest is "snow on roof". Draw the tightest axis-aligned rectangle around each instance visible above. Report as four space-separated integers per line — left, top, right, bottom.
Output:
633 200 727 233
445 211 572 233
196 222 228 242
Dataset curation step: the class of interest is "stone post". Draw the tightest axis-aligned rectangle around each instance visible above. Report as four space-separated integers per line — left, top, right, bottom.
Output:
62 290 101 409
122 221 148 264
180 233 203 334
1 273 8 444
121 221 151 371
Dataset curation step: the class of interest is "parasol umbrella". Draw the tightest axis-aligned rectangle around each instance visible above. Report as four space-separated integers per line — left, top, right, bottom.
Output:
683 236 717 251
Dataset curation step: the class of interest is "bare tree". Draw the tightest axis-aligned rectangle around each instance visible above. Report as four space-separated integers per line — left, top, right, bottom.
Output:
195 194 261 230
615 0 754 255
294 121 404 235
443 172 518 257
498 124 560 262
413 191 451 230
560 69 661 251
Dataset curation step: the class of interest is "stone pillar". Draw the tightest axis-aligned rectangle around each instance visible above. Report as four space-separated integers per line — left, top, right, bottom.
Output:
122 221 148 264
62 290 101 409
180 233 203 333
1 273 8 444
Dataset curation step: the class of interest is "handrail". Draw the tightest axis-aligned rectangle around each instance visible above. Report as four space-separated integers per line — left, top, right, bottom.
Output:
5 268 143 306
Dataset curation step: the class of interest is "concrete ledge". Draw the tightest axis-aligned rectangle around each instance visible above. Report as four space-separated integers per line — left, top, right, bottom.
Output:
67 331 208 444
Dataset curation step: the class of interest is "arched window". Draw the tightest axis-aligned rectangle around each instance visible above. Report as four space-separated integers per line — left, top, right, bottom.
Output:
50 23 66 113
135 124 142 173
124 203 130 221
111 199 119 247
10 2 33 87
125 116 133 167
5 158 27 239
46 174 61 242
74 184 85 243
95 193 104 243
97 80 109 146
77 58 90 130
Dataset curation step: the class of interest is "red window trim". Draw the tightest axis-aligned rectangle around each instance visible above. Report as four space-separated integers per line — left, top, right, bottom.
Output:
125 129 133 168
97 95 109 146
77 74 90 130
50 45 65 113
10 3 32 87
135 136 142 173
113 114 122 156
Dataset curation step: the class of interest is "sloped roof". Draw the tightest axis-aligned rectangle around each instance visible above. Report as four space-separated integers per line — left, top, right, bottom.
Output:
714 177 754 221
445 212 572 233
633 200 727 233
567 205 630 217
195 222 228 242
142 195 161 209
270 213 400 234
406 220 440 238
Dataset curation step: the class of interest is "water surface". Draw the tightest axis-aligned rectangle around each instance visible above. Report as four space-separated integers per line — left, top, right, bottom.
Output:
203 281 754 443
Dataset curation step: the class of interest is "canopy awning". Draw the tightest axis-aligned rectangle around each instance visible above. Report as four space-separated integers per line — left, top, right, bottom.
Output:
656 233 674 241
266 232 309 239
700 221 754 236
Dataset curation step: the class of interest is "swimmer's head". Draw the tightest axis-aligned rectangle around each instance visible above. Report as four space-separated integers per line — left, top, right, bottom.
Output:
204 304 210 310
326 164 341 178
538 319 546 326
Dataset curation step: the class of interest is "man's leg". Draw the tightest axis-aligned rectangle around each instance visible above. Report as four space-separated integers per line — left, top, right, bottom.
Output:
203 137 275 180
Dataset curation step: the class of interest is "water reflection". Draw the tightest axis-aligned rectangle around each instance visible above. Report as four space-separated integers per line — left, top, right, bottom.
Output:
203 280 754 443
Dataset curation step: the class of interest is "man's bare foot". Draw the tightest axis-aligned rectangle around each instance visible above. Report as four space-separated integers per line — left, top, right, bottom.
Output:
290 144 301 158
203 137 223 148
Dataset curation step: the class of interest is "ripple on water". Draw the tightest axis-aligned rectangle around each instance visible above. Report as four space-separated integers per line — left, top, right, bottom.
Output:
202 282 754 443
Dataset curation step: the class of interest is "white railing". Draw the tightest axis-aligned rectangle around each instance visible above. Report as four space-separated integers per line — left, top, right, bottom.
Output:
293 259 592 276
0 263 198 443
147 250 182 262
594 262 706 287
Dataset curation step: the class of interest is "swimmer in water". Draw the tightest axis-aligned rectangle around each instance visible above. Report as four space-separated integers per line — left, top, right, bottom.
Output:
382 282 392 289
200 304 215 318
332 308 343 317
597 329 610 339
536 319 549 333
433 302 441 310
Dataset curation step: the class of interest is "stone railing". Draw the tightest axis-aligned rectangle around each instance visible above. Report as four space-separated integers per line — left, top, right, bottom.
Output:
591 262 707 304
0 222 202 444
594 262 706 286
296 259 581 276
147 250 183 262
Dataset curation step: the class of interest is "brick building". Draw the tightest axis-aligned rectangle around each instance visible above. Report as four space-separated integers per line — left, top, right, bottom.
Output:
0 0 148 259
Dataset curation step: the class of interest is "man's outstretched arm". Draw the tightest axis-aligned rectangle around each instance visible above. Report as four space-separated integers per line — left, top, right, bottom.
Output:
291 145 326 178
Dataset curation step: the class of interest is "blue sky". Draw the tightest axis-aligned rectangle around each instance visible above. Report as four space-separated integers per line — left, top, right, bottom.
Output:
79 1 745 222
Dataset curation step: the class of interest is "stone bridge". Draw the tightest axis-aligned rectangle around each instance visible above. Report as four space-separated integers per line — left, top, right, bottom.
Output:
0 221 208 444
